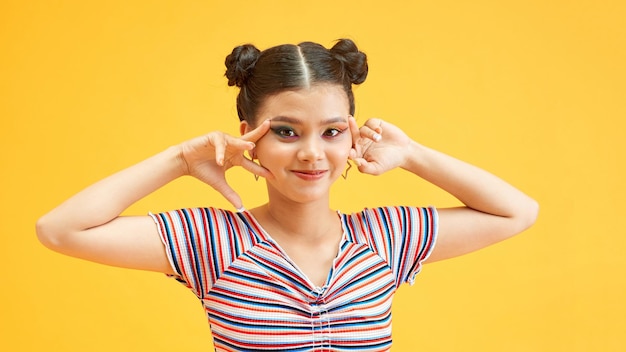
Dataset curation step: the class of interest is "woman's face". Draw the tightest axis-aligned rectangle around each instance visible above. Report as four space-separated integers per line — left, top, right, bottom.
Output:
244 83 352 204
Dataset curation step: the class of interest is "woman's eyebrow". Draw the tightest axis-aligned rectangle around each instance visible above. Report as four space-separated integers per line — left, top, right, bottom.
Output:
323 117 349 125
270 116 348 125
270 116 301 124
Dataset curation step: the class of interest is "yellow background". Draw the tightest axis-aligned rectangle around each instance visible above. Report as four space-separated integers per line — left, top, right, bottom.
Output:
1 0 624 351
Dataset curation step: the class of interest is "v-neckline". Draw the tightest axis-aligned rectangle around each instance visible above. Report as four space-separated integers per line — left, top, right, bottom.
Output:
241 209 347 291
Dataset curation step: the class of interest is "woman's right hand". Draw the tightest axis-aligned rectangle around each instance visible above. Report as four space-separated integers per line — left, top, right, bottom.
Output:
180 120 273 209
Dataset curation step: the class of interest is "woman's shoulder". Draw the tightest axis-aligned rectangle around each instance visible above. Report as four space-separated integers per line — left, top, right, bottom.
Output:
340 205 438 237
340 205 437 218
150 207 257 232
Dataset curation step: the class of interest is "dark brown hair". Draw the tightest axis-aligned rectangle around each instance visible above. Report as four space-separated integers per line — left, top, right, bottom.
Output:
224 39 368 123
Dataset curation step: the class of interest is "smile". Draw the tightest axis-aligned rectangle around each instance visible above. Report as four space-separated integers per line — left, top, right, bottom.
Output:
291 170 328 180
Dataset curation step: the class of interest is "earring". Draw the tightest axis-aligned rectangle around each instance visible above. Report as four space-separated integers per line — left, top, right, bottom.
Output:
342 161 352 180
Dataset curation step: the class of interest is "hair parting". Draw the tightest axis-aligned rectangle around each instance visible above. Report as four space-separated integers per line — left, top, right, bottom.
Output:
224 39 368 123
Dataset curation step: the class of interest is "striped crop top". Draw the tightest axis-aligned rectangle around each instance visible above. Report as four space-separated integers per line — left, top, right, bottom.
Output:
150 206 437 351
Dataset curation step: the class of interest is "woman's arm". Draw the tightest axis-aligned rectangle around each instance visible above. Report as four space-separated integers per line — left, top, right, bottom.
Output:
36 122 271 272
36 146 185 273
402 142 538 262
350 117 539 262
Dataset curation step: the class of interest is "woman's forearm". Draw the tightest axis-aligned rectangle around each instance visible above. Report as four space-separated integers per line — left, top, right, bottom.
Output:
37 146 185 246
403 141 538 227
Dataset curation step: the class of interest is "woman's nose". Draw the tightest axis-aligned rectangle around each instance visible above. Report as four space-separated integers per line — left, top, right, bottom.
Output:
297 136 324 162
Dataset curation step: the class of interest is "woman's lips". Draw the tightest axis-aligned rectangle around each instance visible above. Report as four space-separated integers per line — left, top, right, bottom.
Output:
291 170 328 180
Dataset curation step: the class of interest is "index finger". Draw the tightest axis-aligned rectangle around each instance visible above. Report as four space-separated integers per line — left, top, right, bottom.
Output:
348 115 360 148
241 119 271 143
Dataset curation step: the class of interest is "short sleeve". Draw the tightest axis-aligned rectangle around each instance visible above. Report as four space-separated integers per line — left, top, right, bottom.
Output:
355 206 438 287
149 208 215 299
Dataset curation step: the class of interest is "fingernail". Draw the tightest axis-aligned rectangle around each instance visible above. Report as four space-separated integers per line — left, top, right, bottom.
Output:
236 206 246 212
373 133 382 142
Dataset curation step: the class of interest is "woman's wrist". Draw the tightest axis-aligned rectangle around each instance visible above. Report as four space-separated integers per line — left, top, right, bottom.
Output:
401 140 429 175
166 144 190 178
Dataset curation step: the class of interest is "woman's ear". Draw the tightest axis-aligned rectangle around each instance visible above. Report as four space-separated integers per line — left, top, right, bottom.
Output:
239 120 256 159
240 120 252 136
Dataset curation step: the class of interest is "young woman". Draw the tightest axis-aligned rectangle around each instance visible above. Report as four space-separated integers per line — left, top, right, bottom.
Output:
36 39 538 351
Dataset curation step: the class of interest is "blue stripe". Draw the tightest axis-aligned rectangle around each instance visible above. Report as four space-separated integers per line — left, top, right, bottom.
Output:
157 213 183 276
180 209 205 297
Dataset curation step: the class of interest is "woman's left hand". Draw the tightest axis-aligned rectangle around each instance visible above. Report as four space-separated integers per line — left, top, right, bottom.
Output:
348 117 413 175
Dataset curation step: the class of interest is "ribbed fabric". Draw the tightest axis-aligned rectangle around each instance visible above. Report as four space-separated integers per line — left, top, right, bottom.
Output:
150 206 437 351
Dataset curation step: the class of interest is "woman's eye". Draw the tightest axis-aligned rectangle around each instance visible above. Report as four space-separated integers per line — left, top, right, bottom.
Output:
271 126 297 138
323 128 345 138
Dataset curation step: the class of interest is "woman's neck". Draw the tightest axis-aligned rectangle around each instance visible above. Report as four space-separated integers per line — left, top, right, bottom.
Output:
253 198 338 241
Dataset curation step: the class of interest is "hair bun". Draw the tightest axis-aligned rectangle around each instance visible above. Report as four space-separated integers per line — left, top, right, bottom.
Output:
225 44 261 87
330 39 368 85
